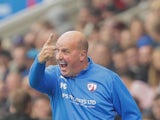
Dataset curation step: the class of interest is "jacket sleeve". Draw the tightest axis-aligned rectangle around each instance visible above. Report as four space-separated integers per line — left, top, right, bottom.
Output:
111 74 142 120
29 57 57 95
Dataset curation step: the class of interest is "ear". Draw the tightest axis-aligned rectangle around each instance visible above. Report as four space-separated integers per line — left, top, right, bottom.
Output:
80 50 87 62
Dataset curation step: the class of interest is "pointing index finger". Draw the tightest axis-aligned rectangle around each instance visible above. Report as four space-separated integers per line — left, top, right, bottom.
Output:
45 33 54 45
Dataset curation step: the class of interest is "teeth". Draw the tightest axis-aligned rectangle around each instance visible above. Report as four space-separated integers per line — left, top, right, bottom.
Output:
60 63 66 66
60 63 66 64
59 61 66 64
58 60 67 67
59 62 67 67
60 64 67 68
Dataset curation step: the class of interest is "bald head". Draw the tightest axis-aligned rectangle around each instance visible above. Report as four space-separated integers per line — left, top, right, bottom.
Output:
57 31 88 51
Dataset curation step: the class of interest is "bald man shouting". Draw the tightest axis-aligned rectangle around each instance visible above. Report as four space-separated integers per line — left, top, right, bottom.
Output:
29 31 141 120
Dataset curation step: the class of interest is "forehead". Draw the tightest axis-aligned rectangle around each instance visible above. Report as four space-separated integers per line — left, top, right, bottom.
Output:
56 34 78 49
56 40 73 49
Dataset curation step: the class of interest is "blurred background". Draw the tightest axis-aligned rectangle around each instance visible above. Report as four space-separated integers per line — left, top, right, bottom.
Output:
0 0 160 120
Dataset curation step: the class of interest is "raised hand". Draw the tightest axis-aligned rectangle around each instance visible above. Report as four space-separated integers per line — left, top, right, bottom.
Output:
38 33 56 63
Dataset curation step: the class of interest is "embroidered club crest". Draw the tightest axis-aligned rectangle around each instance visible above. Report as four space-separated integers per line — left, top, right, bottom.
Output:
87 83 97 92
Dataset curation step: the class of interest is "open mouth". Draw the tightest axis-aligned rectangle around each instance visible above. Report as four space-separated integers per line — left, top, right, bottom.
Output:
59 60 68 70
60 63 67 68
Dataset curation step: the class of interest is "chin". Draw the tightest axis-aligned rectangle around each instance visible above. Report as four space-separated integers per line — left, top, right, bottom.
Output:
61 72 69 77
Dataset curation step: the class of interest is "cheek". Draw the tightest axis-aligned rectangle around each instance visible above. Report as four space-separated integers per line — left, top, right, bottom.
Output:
68 56 80 66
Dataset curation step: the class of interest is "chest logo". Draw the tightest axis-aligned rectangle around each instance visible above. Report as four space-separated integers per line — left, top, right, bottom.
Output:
87 83 97 92
60 82 67 89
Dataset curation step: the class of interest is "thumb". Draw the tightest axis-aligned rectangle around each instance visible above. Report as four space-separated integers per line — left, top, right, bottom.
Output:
44 33 54 46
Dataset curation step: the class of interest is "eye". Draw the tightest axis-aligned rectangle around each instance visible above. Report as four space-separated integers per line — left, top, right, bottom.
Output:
62 49 70 54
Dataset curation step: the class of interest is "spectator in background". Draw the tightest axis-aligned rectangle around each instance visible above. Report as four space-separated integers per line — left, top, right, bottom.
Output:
88 42 113 68
11 35 24 49
87 7 102 32
23 20 58 51
111 47 128 75
99 18 116 46
152 18 160 47
129 16 145 43
31 95 51 120
75 7 92 35
137 35 154 82
22 76 51 120
148 47 160 91
99 18 126 48
0 50 12 81
119 27 133 50
35 28 56 51
0 89 36 120
0 81 8 118
124 45 144 80
9 45 27 76
5 72 22 97
120 71 155 111
112 20 128 46
24 31 37 50
99 19 127 49
144 11 159 47
23 48 39 77
21 76 42 99
151 94 160 120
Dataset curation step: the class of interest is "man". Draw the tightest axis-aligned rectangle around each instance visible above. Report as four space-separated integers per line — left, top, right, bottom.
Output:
29 31 141 120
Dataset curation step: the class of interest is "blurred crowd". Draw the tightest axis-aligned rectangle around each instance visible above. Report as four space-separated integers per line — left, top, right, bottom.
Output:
0 0 160 120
